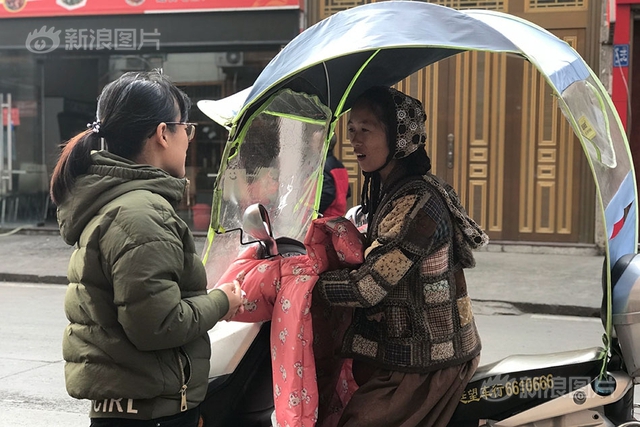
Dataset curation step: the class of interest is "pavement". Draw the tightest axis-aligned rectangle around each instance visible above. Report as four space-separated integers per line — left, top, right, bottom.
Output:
0 225 606 318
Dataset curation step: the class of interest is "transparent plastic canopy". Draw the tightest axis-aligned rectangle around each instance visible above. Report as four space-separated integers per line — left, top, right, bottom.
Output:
201 91 331 284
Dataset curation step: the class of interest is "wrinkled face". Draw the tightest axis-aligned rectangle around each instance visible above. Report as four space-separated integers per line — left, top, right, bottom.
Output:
347 103 394 180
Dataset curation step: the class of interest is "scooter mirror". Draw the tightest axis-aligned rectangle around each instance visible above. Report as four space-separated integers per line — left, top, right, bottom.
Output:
346 204 367 230
242 203 278 256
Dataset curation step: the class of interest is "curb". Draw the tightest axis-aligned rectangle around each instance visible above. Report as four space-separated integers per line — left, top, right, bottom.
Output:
473 299 600 318
0 273 68 285
507 301 601 318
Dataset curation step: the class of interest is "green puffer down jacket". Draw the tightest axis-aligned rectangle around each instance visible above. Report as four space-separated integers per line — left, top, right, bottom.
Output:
58 150 229 420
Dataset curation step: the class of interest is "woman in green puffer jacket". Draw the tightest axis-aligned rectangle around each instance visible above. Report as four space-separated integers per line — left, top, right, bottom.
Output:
49 70 244 427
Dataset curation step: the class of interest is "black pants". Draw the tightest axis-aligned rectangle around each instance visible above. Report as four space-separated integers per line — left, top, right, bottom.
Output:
90 406 200 427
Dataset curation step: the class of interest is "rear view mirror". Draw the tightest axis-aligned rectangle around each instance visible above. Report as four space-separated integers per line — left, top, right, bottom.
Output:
242 203 278 256
346 204 367 231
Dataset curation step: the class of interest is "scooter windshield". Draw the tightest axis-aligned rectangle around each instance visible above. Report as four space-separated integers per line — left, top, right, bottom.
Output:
202 90 332 286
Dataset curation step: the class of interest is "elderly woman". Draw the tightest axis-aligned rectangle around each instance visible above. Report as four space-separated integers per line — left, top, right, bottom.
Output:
315 86 487 427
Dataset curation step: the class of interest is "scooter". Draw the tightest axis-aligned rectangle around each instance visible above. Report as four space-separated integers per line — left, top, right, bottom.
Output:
195 3 640 425
199 203 640 427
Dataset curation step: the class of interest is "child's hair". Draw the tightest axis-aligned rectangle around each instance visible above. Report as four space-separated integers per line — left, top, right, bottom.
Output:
239 114 280 180
50 70 191 205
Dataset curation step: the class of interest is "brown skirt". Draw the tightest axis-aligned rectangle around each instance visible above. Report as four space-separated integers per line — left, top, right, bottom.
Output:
337 355 480 427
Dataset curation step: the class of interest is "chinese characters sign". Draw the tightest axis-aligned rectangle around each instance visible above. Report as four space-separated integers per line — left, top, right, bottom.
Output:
0 0 299 18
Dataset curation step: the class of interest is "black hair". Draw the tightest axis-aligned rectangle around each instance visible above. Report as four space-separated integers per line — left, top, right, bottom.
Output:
50 70 191 205
239 114 280 180
328 134 337 153
354 86 431 227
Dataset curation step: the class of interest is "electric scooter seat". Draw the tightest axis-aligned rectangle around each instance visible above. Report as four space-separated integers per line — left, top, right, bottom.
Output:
471 346 606 382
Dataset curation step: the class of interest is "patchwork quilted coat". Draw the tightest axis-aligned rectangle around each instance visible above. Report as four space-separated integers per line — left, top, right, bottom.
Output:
315 175 484 373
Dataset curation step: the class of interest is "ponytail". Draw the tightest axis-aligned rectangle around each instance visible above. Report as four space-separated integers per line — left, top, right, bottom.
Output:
49 131 101 205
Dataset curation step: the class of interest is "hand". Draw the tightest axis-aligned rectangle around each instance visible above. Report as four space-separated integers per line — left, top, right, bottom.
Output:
218 280 245 321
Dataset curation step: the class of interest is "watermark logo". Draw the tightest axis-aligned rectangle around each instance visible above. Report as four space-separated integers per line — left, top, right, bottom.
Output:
25 26 160 53
64 28 161 51
25 26 61 54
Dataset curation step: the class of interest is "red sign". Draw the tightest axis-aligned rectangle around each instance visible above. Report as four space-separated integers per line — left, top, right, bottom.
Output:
2 108 20 126
0 0 299 18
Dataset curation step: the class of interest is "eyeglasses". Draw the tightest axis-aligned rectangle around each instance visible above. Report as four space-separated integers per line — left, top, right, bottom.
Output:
166 122 197 141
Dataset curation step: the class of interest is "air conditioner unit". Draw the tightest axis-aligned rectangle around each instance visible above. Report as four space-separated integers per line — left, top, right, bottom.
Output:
215 52 244 67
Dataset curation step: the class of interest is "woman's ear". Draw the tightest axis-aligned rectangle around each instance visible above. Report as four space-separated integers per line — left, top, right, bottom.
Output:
149 123 170 149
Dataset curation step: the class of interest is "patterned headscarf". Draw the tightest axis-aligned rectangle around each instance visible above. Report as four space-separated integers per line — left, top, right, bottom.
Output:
388 87 427 159
359 86 430 226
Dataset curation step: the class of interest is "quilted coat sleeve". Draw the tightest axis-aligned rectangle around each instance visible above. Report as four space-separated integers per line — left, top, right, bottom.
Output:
303 216 365 274
104 205 230 352
316 189 443 308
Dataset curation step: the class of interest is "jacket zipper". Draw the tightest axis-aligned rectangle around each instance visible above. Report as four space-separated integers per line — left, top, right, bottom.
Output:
177 347 192 412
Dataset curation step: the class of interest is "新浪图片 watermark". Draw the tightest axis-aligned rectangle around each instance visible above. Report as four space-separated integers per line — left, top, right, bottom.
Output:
25 26 161 54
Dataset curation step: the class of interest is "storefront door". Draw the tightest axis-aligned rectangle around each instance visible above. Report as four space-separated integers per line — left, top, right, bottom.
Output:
430 47 593 243
0 53 49 226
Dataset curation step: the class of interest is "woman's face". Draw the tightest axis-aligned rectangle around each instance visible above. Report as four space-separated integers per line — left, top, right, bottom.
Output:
347 103 395 180
162 117 191 178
